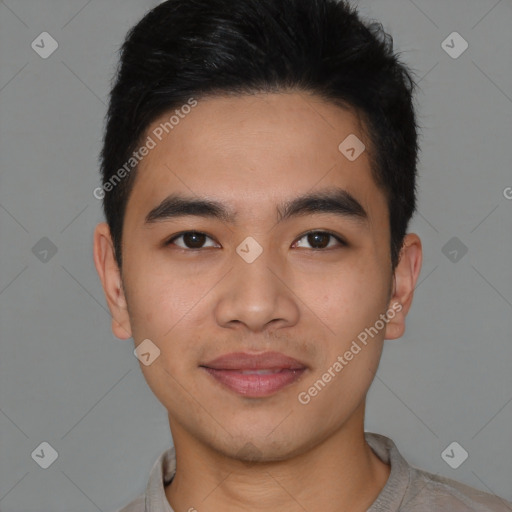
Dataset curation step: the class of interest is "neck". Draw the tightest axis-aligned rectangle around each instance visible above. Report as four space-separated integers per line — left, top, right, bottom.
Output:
165 404 390 512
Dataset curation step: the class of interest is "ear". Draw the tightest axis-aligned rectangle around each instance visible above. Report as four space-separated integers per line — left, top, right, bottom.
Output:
93 222 132 340
384 233 423 340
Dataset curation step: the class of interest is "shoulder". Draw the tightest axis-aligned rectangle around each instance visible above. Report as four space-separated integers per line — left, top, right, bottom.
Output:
113 494 145 512
404 466 512 512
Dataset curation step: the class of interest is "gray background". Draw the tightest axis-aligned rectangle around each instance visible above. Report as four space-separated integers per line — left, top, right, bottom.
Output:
0 0 511 510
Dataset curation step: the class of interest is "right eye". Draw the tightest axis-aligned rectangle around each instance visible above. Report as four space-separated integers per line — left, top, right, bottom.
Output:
165 231 220 250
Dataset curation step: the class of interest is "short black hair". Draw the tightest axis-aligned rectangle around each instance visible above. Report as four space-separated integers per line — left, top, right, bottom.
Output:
99 0 420 271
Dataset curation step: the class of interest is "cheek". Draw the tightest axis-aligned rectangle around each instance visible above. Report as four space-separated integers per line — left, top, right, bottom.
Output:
123 262 212 376
297 272 387 410
297 256 388 338
123 256 197 337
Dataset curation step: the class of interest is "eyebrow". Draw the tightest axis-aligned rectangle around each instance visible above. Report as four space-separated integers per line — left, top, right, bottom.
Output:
144 187 369 227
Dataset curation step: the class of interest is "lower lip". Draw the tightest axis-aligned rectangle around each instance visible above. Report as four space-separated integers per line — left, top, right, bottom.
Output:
201 368 306 397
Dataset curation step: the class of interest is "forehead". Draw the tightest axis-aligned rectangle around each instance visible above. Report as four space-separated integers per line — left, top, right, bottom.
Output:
124 91 387 226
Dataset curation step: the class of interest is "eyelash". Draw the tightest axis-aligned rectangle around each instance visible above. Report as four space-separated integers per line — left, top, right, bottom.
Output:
164 230 347 251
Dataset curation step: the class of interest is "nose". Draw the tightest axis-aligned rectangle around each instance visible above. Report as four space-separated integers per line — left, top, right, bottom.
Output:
214 245 300 333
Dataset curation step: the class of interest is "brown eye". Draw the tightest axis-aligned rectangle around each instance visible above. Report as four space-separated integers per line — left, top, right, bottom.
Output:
293 231 345 250
166 231 218 249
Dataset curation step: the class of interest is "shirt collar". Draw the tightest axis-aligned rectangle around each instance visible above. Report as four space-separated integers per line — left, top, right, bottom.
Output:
366 432 411 511
145 445 176 512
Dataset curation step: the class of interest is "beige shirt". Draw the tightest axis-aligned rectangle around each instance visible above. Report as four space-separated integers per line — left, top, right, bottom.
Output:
115 432 512 512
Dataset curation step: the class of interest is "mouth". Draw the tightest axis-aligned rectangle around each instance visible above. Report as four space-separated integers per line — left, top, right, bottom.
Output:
199 351 308 398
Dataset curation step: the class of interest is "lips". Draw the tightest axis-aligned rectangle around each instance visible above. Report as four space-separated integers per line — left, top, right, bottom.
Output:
200 351 307 397
202 351 307 371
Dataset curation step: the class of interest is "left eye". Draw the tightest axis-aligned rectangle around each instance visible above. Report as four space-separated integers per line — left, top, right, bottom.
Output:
293 231 345 250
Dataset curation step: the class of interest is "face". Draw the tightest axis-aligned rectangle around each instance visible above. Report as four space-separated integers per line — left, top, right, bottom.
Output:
94 91 421 461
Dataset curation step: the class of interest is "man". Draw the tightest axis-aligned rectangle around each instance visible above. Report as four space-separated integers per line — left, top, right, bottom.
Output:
93 0 512 510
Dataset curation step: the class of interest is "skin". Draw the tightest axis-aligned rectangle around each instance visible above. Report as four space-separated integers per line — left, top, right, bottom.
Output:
94 91 422 512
